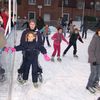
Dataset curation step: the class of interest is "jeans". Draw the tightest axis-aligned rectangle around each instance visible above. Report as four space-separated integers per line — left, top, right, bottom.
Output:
86 64 100 87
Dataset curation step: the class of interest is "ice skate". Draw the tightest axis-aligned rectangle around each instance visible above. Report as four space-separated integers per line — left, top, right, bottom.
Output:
0 67 5 82
17 73 23 83
33 82 39 88
38 73 43 83
73 54 78 58
93 84 100 91
57 57 62 62
86 86 96 94
51 57 54 62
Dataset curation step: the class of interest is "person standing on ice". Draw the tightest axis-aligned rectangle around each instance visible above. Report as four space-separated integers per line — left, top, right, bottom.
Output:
0 24 6 82
17 19 43 83
5 32 50 87
40 24 51 47
51 26 69 62
63 28 83 58
86 29 100 94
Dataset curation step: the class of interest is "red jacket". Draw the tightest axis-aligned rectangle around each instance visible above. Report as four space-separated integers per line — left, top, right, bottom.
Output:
1 12 8 29
51 33 68 45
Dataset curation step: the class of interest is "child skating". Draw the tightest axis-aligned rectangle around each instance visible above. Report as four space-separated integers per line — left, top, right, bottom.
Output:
63 28 83 58
51 26 69 62
5 31 50 88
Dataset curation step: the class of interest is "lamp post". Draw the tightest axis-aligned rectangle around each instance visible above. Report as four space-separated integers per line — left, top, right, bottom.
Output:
82 0 85 25
62 0 64 17
38 5 42 16
90 1 95 16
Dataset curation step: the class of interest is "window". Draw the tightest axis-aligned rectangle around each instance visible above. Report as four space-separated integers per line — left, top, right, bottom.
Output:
44 14 50 22
95 1 100 11
28 0 36 5
77 0 84 9
44 0 51 6
64 0 68 6
28 11 36 20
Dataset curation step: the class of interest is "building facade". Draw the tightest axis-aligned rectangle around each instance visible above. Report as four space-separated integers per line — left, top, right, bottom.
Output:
0 0 100 23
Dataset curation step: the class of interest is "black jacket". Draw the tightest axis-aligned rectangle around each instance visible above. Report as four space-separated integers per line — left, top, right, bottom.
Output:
69 33 83 45
15 41 47 61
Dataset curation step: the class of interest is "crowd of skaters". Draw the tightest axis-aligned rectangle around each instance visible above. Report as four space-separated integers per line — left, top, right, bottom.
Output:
0 7 100 98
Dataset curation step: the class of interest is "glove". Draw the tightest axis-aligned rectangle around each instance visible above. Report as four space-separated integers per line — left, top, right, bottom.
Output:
43 54 50 61
11 47 16 52
92 62 97 65
4 47 10 53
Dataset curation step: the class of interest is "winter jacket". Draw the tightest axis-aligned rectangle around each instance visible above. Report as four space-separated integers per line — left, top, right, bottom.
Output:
69 32 83 45
0 27 6 48
88 34 100 64
1 12 8 29
40 26 51 37
51 33 68 45
15 41 47 61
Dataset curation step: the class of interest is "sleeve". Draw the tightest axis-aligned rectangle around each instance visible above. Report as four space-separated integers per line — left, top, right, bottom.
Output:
38 44 47 54
14 45 24 51
51 33 57 40
78 34 83 43
88 35 96 63
61 34 69 44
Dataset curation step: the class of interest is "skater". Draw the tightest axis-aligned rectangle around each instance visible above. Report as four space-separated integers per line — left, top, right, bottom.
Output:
0 25 6 82
63 28 83 57
67 18 73 33
51 26 69 62
80 19 88 39
0 7 8 29
86 29 100 93
40 24 51 47
5 31 50 87
17 19 43 83
36 16 45 30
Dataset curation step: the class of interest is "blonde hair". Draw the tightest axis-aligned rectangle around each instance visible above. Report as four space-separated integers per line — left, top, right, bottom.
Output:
25 31 36 41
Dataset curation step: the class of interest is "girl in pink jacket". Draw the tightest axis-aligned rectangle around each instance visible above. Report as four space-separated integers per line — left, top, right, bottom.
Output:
51 27 68 62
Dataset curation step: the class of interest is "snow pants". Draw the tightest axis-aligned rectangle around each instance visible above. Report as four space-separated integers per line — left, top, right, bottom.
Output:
22 58 40 83
18 51 42 75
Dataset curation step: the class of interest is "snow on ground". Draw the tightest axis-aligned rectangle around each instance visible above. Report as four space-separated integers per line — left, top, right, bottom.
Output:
0 25 100 100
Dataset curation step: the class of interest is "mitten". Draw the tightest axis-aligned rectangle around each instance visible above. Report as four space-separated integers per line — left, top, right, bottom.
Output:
4 47 9 53
11 47 16 52
43 54 50 61
92 62 97 65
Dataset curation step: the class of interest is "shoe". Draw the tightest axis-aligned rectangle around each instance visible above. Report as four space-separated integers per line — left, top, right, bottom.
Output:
57 57 62 62
38 73 43 83
86 86 96 94
17 73 23 82
19 79 27 84
33 82 39 88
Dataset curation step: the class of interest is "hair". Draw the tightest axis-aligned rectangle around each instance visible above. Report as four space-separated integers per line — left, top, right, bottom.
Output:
25 31 36 41
56 26 63 30
28 19 35 24
95 28 100 35
74 28 79 32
